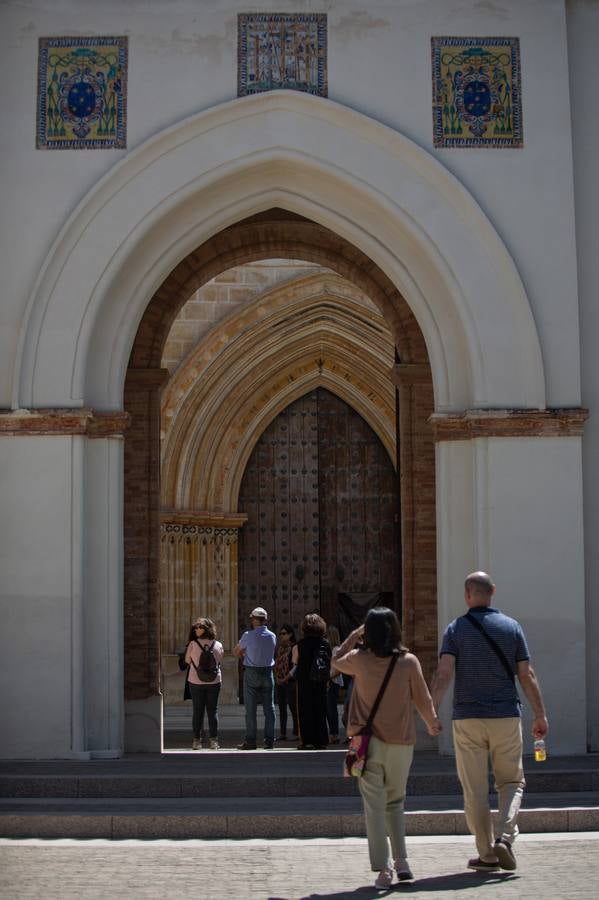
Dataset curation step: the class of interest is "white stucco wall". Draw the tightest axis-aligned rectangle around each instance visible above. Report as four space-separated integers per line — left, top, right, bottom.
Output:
0 437 84 758
567 0 599 751
0 0 581 408
437 435 587 756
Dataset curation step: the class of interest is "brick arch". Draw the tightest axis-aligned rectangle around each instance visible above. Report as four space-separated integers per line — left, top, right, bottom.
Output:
124 229 437 706
129 210 428 370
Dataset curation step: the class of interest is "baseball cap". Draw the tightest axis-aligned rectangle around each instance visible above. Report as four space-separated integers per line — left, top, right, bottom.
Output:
250 607 268 619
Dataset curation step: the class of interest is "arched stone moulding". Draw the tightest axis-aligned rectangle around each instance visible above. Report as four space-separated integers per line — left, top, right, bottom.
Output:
15 91 546 415
161 274 398 512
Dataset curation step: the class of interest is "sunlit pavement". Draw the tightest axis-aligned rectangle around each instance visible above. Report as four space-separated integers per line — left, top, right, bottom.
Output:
1 832 599 899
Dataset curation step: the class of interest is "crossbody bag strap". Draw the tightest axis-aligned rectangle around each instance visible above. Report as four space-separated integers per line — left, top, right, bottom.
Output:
365 653 399 730
465 612 515 684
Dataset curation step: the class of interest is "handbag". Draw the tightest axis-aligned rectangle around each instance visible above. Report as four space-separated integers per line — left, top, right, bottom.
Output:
343 653 399 778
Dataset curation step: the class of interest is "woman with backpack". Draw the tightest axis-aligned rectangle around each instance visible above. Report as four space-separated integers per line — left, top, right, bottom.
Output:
184 617 224 750
291 613 331 750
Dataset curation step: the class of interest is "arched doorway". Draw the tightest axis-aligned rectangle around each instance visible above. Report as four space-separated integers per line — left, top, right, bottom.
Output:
155 242 436 721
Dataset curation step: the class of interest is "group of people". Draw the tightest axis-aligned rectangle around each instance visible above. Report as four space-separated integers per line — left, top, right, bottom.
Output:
233 607 341 750
181 571 548 889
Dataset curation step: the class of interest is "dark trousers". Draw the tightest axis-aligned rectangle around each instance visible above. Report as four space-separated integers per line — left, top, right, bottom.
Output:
189 682 221 739
275 680 298 736
297 680 329 748
326 681 341 735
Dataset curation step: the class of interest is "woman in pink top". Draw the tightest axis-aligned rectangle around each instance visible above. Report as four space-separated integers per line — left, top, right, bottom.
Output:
184 617 224 750
332 608 441 889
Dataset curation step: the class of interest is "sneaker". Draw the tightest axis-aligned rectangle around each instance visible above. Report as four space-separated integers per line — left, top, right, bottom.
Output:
192 738 201 750
374 867 394 889
494 839 517 871
237 742 257 750
395 858 414 881
263 740 274 749
467 857 500 872
209 738 219 750
276 734 287 741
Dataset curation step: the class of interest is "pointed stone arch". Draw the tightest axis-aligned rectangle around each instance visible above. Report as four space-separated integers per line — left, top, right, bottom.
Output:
161 273 398 513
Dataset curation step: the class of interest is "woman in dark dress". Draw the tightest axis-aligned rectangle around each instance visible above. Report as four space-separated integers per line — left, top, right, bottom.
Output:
292 613 331 750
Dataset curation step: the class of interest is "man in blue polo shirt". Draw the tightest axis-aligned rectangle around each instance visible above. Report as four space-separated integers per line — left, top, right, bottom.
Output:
233 607 277 750
431 571 548 873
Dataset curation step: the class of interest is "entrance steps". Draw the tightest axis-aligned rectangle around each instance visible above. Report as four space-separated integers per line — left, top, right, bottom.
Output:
1 752 598 840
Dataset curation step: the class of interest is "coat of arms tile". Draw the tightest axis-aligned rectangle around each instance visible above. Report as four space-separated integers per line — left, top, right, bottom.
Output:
432 37 523 148
37 36 128 149
238 13 327 97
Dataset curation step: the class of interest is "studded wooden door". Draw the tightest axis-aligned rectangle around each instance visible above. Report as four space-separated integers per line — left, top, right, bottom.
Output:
237 389 398 637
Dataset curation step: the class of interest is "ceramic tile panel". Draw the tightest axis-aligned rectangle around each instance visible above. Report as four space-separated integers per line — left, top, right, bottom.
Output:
238 13 327 97
432 37 523 148
37 36 128 149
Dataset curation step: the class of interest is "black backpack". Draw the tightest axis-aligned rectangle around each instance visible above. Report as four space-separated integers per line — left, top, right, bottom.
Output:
309 639 331 683
192 640 219 682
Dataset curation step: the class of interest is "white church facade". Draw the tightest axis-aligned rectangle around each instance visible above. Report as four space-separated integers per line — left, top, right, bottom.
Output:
0 0 597 759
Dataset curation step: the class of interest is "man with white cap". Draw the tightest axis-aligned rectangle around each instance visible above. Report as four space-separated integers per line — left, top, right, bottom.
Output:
233 607 277 749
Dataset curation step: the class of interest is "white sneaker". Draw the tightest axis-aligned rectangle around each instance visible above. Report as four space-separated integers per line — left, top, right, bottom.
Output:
209 738 219 750
374 867 393 889
192 738 202 750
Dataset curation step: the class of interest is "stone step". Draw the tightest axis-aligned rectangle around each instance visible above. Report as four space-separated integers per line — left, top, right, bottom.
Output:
2 752 598 798
1 793 598 839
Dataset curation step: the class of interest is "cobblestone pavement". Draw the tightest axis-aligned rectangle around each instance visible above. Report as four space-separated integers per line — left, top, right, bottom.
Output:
1 833 598 899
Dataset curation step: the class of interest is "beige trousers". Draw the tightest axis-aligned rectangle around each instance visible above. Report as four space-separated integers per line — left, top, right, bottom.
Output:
453 717 525 863
357 736 414 871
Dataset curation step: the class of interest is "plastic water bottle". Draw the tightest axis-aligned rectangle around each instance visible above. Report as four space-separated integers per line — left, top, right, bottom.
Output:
534 739 546 762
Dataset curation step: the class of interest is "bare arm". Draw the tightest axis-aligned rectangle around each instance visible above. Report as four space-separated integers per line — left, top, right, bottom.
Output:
409 657 442 736
291 644 298 666
430 653 455 710
233 643 245 659
184 642 194 665
517 660 548 738
330 625 364 677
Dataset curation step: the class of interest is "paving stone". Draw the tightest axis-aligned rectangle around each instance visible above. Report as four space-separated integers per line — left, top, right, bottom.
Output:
1 834 599 899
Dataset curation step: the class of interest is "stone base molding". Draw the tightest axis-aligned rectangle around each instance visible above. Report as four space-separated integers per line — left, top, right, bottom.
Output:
0 408 130 436
430 408 589 441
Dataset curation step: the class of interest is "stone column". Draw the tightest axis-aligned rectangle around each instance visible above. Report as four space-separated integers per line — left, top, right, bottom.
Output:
160 511 248 705
123 367 169 751
390 363 437 678
0 409 129 759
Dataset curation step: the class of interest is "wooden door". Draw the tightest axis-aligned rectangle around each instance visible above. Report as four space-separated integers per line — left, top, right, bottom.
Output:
238 389 398 638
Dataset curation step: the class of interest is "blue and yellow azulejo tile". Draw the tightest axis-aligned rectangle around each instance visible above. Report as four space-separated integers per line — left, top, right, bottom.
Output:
432 37 522 148
238 13 327 97
37 36 128 149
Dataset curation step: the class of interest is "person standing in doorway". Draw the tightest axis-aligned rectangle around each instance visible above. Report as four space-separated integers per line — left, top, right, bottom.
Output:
292 613 331 750
274 623 299 741
325 624 343 744
233 607 277 749
431 571 548 873
184 617 224 750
